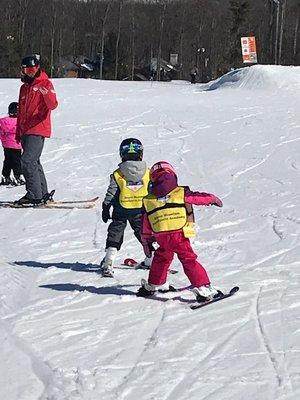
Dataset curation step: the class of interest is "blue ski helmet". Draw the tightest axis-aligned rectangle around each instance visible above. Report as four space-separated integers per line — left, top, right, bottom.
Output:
119 138 143 161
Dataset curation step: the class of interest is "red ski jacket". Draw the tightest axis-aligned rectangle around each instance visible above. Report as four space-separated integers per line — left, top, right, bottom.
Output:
16 71 58 139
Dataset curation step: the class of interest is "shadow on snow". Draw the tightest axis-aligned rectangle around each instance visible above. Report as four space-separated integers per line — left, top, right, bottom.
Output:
13 260 99 273
40 283 136 296
13 260 179 302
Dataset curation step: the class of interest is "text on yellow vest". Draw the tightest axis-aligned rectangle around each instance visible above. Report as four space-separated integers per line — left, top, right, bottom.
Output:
143 186 195 237
114 169 150 209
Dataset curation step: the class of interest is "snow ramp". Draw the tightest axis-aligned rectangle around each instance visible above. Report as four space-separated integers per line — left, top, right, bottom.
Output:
206 64 300 91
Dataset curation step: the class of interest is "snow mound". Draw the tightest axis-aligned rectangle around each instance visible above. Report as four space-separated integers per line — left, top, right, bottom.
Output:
206 65 300 91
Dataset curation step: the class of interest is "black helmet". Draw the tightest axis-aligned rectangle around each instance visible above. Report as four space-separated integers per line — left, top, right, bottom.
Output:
8 102 18 117
119 138 143 161
21 54 40 68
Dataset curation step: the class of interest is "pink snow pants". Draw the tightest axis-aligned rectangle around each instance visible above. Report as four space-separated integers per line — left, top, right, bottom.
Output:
148 231 210 287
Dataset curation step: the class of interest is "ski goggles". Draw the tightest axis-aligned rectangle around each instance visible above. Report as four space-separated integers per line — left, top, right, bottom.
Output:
21 65 39 75
120 143 143 155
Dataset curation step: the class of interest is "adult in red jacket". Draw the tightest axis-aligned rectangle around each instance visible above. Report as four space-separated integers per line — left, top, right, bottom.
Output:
16 54 58 205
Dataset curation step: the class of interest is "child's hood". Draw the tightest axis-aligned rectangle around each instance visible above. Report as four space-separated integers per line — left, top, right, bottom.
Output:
118 160 147 182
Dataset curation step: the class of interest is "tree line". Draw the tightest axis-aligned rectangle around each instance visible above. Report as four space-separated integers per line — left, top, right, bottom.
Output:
0 0 299 81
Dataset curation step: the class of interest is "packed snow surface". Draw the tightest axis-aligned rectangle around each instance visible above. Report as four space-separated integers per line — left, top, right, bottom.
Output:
0 65 299 400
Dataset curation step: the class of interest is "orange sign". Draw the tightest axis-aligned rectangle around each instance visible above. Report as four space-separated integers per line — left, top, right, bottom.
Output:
241 36 257 64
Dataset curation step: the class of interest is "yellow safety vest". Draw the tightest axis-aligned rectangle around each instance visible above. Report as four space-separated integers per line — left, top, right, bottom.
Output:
114 169 150 209
143 186 195 237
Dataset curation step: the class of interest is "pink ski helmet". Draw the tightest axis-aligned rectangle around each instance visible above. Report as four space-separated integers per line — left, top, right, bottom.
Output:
150 161 176 182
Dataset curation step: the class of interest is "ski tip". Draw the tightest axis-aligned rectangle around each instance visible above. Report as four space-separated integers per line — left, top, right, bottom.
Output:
123 258 137 266
190 286 240 310
88 196 100 203
230 286 240 295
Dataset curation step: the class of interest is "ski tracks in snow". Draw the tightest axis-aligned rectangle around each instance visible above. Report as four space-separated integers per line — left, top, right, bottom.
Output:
254 286 294 399
161 316 251 400
112 307 168 400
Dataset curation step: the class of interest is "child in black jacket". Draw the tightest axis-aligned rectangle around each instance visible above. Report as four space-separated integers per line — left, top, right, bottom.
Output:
101 138 151 277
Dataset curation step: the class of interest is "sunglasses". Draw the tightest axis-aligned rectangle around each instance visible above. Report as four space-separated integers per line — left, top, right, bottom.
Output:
21 66 39 75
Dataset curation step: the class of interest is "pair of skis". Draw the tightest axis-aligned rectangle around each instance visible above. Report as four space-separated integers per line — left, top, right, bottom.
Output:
123 259 239 309
0 190 99 209
137 286 240 310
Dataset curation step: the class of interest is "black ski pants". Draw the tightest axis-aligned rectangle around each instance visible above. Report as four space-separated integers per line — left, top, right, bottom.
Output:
21 135 48 200
106 213 142 250
2 148 22 179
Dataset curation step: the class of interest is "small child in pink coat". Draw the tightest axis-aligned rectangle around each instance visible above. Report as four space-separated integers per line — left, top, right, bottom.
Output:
0 102 25 185
137 161 223 302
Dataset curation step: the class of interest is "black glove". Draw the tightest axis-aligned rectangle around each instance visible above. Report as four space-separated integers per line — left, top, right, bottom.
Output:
102 203 111 223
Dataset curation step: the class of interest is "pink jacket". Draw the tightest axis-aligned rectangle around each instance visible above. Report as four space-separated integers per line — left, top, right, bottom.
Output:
141 186 223 241
0 117 21 150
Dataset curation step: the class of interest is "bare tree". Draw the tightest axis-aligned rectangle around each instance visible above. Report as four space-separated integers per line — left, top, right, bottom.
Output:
272 0 281 64
227 0 251 68
17 0 29 45
293 5 299 63
278 0 287 64
50 1 57 78
130 2 136 80
156 1 167 81
178 3 187 79
99 1 112 80
57 0 66 62
115 0 124 80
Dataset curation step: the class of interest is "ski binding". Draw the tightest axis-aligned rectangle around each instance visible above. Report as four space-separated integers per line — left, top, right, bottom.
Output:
190 286 239 310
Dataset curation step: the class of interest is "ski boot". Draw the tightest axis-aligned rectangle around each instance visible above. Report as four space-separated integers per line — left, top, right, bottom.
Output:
13 175 26 186
100 247 117 278
192 284 223 302
0 176 14 186
14 189 55 206
14 195 42 206
136 279 156 297
100 260 114 278
136 278 177 297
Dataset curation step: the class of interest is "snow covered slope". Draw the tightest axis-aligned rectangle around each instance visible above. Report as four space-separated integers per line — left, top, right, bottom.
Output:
0 65 299 400
206 64 300 91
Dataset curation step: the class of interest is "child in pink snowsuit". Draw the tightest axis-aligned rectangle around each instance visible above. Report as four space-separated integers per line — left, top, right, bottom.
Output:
137 161 223 301
0 102 24 185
